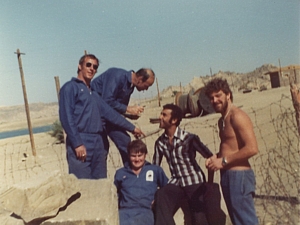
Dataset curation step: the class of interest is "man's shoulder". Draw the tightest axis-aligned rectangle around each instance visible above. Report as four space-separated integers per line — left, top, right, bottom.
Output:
60 78 79 91
155 133 166 144
178 129 194 141
97 68 131 84
145 162 161 169
230 106 251 124
144 163 165 175
232 106 248 117
103 67 128 75
114 166 128 177
186 132 197 139
179 131 202 147
155 130 194 144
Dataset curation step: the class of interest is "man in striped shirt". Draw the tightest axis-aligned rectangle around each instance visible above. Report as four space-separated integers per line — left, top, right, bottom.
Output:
153 104 214 225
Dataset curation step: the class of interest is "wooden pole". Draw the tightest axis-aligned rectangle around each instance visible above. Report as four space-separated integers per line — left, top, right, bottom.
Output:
278 58 282 77
15 49 36 156
54 76 66 142
290 85 300 136
156 77 161 107
54 76 61 101
84 50 87 55
289 68 300 136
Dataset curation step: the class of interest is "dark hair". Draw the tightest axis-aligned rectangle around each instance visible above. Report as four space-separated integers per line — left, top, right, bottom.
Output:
135 68 155 82
204 78 233 101
127 139 148 155
163 104 183 126
77 54 99 74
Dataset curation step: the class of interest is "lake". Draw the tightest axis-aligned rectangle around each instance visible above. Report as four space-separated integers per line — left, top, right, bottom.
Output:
0 125 52 140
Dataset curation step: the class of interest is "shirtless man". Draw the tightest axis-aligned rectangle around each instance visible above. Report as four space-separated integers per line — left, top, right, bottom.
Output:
204 78 259 225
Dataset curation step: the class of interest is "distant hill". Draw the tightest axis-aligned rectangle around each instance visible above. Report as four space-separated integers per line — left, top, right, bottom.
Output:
1 64 278 124
0 102 58 125
159 64 277 97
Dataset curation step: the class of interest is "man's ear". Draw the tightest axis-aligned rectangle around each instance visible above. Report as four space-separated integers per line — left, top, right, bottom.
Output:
136 76 143 84
226 93 231 101
171 118 177 125
78 64 82 72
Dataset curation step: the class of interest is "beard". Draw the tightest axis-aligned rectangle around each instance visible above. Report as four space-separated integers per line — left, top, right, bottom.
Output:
213 99 228 114
159 119 172 129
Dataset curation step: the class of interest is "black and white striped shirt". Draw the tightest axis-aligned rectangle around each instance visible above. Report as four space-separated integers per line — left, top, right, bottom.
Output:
153 127 213 187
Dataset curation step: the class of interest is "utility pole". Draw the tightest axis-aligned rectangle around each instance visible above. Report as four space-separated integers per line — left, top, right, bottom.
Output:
54 76 66 142
278 58 282 76
54 76 61 101
15 49 36 156
156 77 161 107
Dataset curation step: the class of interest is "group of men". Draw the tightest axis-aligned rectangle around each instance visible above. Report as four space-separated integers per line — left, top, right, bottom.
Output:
59 54 152 178
59 54 259 225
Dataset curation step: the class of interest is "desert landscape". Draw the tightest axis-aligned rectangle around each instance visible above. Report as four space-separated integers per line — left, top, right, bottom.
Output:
0 66 299 224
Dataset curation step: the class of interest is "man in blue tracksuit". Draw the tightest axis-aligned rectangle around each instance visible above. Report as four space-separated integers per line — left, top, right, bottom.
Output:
59 55 144 179
91 67 155 165
114 140 168 225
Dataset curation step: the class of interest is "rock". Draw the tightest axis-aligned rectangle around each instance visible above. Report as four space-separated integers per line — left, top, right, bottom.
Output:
42 179 119 225
0 171 79 224
0 207 25 225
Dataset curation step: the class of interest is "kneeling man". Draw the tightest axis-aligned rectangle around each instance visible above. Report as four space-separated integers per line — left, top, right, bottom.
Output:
114 140 168 225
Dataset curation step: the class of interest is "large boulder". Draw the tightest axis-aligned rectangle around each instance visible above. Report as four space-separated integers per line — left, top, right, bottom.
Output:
0 172 119 225
0 171 79 224
42 179 119 225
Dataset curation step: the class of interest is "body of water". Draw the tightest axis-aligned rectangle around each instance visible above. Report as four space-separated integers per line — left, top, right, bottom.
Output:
0 125 52 140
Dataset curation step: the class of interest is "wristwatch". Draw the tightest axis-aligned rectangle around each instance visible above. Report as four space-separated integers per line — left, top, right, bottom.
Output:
222 157 228 166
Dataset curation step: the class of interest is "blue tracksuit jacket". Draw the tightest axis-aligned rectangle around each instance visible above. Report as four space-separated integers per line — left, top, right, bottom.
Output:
114 161 168 210
59 77 135 149
91 67 133 114
91 68 136 165
59 77 135 178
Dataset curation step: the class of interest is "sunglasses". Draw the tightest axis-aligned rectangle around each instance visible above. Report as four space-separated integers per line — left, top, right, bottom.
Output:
86 62 98 70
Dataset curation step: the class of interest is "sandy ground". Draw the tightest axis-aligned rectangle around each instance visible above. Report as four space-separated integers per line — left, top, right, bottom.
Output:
0 86 299 224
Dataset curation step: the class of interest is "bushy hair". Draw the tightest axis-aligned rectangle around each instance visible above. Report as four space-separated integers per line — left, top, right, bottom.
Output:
163 104 183 126
204 78 233 101
127 139 148 155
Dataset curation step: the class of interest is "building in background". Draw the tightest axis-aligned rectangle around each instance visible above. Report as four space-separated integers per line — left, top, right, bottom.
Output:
265 65 300 88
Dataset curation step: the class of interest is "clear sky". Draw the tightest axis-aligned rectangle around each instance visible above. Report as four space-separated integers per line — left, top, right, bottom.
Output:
1 0 299 106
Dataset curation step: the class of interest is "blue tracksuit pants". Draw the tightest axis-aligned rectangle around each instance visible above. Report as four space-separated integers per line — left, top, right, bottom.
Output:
106 121 131 165
66 133 107 179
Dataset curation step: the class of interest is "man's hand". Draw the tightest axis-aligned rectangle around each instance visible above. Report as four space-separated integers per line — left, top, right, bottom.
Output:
126 105 144 115
205 154 223 171
75 145 87 162
132 127 145 139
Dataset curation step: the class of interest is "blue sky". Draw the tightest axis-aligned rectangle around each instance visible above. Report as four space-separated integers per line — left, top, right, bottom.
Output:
1 0 299 106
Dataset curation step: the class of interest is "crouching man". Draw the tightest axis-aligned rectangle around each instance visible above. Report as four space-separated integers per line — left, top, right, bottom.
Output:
114 140 168 225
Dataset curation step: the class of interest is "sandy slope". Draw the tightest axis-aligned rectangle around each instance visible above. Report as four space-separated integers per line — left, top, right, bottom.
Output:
0 86 299 224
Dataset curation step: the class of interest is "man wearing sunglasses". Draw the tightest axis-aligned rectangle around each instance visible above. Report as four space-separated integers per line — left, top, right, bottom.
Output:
91 67 155 165
59 54 144 179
